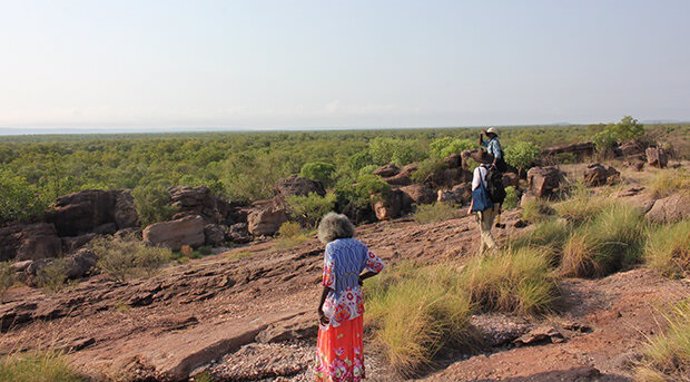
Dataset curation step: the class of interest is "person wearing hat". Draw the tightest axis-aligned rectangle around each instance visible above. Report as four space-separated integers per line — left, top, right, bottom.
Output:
479 127 507 228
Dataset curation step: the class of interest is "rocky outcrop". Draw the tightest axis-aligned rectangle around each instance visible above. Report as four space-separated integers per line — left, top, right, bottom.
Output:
437 183 472 206
617 140 646 158
0 223 62 262
542 142 595 161
399 184 436 205
383 164 417 186
227 223 252 244
62 233 97 254
274 176 325 199
646 147 668 168
169 186 234 225
143 215 206 251
527 166 564 198
204 224 226 247
424 160 472 189
247 202 289 236
47 190 139 237
372 190 412 221
372 163 400 178
583 163 620 187
646 193 690 224
502 172 520 188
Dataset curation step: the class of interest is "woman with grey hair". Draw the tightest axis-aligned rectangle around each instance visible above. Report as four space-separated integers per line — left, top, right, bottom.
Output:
314 212 384 382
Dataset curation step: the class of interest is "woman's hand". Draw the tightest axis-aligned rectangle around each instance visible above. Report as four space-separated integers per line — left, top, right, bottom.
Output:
318 308 329 326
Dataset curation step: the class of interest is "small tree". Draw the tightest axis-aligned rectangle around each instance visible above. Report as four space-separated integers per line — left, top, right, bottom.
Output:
369 137 425 166
287 192 337 228
505 141 541 172
0 171 48 223
429 137 474 158
132 181 175 227
300 162 337 187
594 115 645 153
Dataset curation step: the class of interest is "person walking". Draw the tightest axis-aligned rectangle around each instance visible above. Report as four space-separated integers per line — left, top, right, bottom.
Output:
467 157 499 255
479 127 507 228
314 212 384 382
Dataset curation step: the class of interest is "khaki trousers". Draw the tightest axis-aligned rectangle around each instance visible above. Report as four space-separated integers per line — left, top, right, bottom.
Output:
476 205 498 255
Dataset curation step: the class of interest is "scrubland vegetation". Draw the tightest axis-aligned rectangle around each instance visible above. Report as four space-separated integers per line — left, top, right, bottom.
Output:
92 235 172 282
413 203 459 224
0 351 85 382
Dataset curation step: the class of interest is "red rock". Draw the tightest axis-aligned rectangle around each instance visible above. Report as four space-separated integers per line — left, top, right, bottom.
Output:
247 202 289 236
583 163 620 187
399 184 436 205
143 215 206 250
527 166 564 197
646 147 668 168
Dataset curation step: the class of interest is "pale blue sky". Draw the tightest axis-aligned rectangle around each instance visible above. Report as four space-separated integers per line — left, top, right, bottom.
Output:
0 0 689 131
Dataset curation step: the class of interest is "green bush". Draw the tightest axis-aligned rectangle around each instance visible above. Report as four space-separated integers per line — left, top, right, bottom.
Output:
521 198 554 223
0 262 14 298
335 174 390 209
429 137 474 158
510 219 571 265
369 137 426 166
35 259 71 293
594 115 645 153
286 192 336 228
634 299 690 381
410 157 444 183
414 203 458 224
0 170 48 223
503 186 519 210
132 181 175 227
348 151 374 172
0 351 86 382
93 236 172 282
645 220 690 279
561 203 646 278
300 162 337 187
505 141 540 172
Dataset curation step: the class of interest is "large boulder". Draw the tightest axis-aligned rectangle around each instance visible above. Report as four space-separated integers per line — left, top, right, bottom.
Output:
204 224 226 247
143 215 205 251
47 190 139 237
646 147 668 168
247 201 289 236
274 175 326 199
583 163 620 187
373 163 400 178
226 223 252 244
62 233 97 254
0 223 62 262
399 184 436 205
437 183 472 206
617 140 646 158
541 142 595 161
383 164 417 187
168 186 236 225
502 172 520 188
372 190 412 221
646 194 690 224
527 166 565 198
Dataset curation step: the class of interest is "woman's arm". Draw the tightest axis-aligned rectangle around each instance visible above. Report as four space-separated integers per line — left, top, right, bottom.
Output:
358 270 379 286
317 286 330 325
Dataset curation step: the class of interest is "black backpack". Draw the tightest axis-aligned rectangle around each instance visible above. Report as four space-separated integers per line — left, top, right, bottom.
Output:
486 167 506 204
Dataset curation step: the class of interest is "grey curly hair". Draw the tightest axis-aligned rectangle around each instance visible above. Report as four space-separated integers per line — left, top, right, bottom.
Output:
317 212 355 244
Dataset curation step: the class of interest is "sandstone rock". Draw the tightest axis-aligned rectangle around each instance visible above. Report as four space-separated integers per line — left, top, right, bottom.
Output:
15 223 62 261
47 190 139 237
646 194 690 224
618 140 646 158
143 216 206 251
247 202 289 236
204 224 227 247
255 315 317 344
437 183 472 206
372 190 412 221
274 175 325 199
471 314 532 348
169 186 233 224
460 149 488 169
646 147 668 168
64 248 99 279
425 167 472 189
502 172 520 188
443 153 462 168
513 325 565 346
227 223 252 244
527 166 564 197
399 184 436 205
583 163 620 187
372 163 400 178
541 142 595 161
62 233 97 254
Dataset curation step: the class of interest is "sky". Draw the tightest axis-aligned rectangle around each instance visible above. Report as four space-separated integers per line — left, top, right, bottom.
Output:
0 0 689 132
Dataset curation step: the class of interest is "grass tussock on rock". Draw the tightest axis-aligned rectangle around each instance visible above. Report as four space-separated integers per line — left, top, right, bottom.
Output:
561 203 646 278
0 351 85 382
648 169 690 198
645 220 690 279
635 300 690 382
414 203 459 224
510 219 571 262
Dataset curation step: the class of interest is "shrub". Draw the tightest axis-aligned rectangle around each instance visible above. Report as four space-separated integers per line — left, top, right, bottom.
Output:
634 300 690 381
300 162 337 187
510 219 571 264
335 174 390 209
278 221 302 238
648 169 690 198
35 259 71 293
561 203 645 278
594 115 645 153
93 236 172 282
132 181 175 227
0 170 48 223
286 192 336 228
348 151 374 172
410 157 444 183
645 220 690 279
457 248 558 315
521 198 554 223
505 141 540 172
369 137 426 166
503 186 519 210
429 137 474 158
0 262 14 298
365 264 473 376
414 203 459 224
0 351 86 382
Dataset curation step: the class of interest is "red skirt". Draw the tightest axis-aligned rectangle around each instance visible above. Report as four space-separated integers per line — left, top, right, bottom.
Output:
314 316 365 382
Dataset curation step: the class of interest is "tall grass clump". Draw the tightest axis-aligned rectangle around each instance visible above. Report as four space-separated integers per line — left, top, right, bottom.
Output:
92 235 172 282
458 248 558 315
634 300 690 382
1 262 14 298
561 203 646 278
0 351 86 382
503 186 519 210
645 220 690 279
510 219 571 264
274 221 310 249
648 169 690 199
365 263 473 376
35 259 71 293
554 191 615 226
521 198 554 223
414 203 459 224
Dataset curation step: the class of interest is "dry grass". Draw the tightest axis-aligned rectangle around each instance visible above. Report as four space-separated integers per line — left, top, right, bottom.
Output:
561 203 646 278
414 203 459 224
510 219 571 264
0 351 86 382
34 259 71 293
634 300 690 382
92 235 172 282
647 169 690 198
645 220 690 279
0 261 14 298
521 198 554 223
274 221 311 249
554 190 615 226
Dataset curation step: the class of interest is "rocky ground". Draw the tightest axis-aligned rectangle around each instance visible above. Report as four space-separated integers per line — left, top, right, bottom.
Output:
1 160 689 382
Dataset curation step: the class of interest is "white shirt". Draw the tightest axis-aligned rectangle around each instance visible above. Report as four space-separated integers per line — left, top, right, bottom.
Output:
472 165 489 191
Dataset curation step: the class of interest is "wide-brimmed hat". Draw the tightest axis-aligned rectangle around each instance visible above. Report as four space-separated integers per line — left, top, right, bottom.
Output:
486 127 499 136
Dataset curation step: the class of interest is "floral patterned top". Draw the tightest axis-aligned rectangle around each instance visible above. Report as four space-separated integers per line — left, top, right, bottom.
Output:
321 238 384 328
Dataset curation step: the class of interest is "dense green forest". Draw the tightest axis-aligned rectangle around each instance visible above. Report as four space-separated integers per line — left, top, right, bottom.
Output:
1 120 688 226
